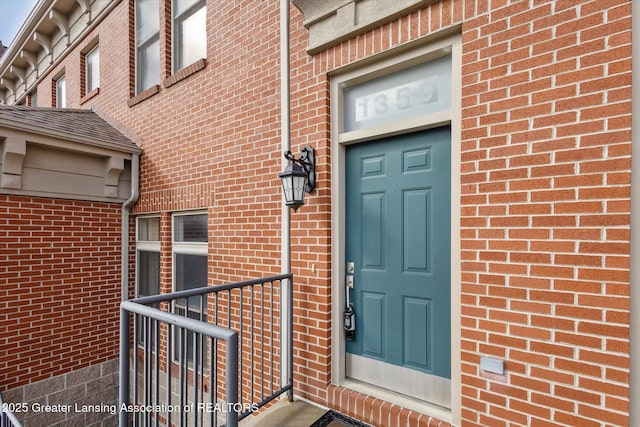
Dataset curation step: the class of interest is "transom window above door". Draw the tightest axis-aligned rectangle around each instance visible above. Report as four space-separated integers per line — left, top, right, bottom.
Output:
343 55 452 133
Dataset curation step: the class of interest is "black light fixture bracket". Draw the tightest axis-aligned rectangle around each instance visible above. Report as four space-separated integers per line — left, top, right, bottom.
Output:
283 145 315 193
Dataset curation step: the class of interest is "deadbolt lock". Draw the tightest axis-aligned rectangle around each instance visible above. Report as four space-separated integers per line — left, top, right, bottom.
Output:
346 262 355 274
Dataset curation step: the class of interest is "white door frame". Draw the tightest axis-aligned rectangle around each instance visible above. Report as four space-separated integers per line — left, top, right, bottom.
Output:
330 33 462 425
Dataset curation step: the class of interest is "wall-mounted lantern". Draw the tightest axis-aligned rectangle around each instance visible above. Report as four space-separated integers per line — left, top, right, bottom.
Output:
279 145 315 210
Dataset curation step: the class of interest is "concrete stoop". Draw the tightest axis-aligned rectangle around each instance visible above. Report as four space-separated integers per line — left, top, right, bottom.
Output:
240 399 373 427
240 399 328 427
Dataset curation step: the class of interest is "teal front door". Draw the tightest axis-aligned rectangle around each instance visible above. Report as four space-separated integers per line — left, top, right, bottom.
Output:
345 127 451 381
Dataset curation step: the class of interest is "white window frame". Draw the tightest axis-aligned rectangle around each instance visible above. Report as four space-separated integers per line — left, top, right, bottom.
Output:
85 45 100 94
135 215 161 346
55 76 66 108
172 211 208 364
136 215 161 298
135 0 160 94
172 211 208 292
172 210 208 301
172 0 206 72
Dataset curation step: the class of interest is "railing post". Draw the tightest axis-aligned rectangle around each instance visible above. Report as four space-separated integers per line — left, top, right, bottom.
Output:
287 276 294 402
226 332 239 427
283 275 293 402
119 307 130 427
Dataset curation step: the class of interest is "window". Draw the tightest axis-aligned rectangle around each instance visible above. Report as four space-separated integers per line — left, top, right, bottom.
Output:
136 216 160 345
29 91 37 107
137 216 160 298
55 76 66 108
172 212 208 362
173 212 207 296
344 55 452 132
85 45 100 94
135 0 160 93
173 0 206 72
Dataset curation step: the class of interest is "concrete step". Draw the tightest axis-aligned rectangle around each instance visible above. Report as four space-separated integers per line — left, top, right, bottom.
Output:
240 399 328 427
240 399 372 427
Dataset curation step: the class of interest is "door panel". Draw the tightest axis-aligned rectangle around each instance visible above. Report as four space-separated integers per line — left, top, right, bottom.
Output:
403 188 431 272
362 292 385 357
346 127 451 380
361 193 385 269
404 296 431 370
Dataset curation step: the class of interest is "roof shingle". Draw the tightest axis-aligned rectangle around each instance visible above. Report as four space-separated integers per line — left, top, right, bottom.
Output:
0 105 140 153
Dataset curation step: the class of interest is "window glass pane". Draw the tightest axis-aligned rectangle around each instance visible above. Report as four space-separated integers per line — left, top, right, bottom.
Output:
137 38 160 92
136 215 161 347
174 0 200 17
174 4 206 70
175 253 207 295
138 217 160 241
136 0 159 93
56 77 66 108
174 214 207 242
172 210 207 363
138 251 160 297
343 55 452 132
86 46 100 93
136 0 159 44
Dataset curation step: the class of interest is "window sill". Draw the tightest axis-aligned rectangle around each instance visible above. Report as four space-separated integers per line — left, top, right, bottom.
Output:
163 58 206 89
128 85 160 107
80 87 100 105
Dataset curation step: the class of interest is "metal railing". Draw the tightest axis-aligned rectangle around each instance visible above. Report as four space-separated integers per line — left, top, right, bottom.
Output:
0 392 22 427
119 274 293 427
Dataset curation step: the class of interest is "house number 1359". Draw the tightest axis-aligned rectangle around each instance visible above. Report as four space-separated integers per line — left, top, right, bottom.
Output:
354 76 438 123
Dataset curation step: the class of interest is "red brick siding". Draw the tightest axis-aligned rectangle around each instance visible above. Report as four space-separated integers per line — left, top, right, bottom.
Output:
17 0 632 425
459 0 631 425
0 195 123 390
290 0 471 420
329 385 452 427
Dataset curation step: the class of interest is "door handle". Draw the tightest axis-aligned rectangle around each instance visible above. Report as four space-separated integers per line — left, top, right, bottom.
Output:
346 275 354 289
345 275 354 307
345 267 356 340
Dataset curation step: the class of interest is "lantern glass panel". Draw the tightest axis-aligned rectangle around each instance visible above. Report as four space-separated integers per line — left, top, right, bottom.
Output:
280 163 308 207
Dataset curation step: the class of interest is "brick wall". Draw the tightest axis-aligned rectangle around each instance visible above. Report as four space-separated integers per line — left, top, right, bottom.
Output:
10 0 631 425
458 1 631 425
287 0 466 422
0 195 123 391
288 0 631 425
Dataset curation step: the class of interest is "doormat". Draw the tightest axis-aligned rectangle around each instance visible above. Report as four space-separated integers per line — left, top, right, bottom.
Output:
310 410 372 427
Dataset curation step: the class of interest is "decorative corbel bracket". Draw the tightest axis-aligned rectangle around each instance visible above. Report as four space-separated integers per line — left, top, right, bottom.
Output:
1 137 27 189
0 78 16 103
20 51 39 79
33 32 53 64
75 0 92 24
0 77 15 92
104 155 124 198
49 10 70 47
9 66 26 92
